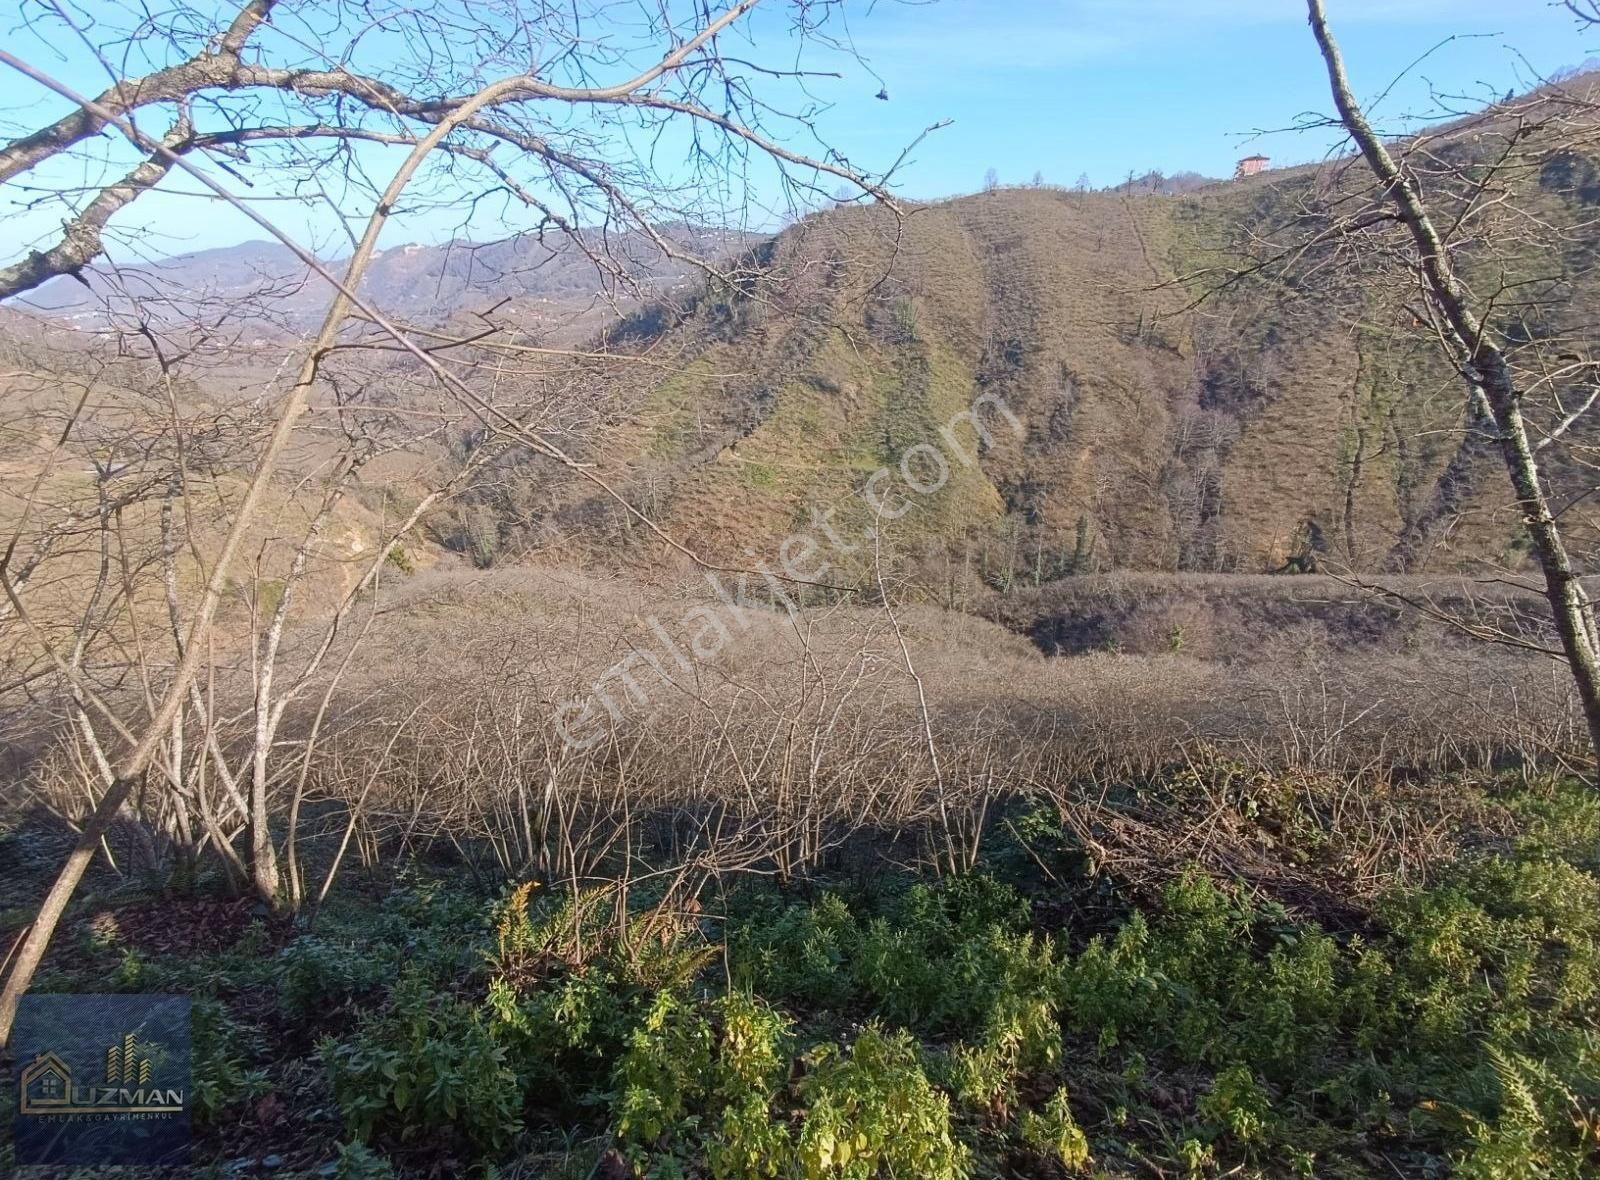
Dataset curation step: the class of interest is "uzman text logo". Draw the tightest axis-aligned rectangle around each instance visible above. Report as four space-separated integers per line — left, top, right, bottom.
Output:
12 993 191 1166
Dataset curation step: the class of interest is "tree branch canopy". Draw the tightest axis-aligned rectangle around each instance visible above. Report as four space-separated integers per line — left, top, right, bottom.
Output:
0 0 905 1047
1 0 895 301
1306 0 1600 766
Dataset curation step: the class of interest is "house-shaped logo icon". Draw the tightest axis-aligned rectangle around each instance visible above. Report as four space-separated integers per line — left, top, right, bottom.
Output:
12 993 191 1166
17 1036 182 1116
20 1051 73 1114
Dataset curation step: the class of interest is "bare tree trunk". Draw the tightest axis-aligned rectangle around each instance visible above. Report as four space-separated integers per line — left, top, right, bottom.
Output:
0 72 507 1046
245 482 347 907
0 0 890 1048
1307 0 1600 766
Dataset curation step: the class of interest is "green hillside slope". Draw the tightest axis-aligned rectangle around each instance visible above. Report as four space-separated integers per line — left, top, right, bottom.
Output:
458 82 1600 590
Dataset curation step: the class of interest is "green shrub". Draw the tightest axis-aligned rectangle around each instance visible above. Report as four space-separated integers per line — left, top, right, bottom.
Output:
1197 1064 1273 1147
614 991 716 1147
323 974 523 1157
733 874 1046 1038
794 1026 968 1180
946 1039 1015 1120
1062 910 1160 1052
365 878 489 983
1380 850 1600 1172
716 992 791 1088
946 928 1063 1119
1383 854 1600 1049
487 961 652 1112
79 777 1600 1178
113 946 149 989
1019 1087 1090 1171
712 1091 796 1180
613 990 799 1176
384 543 415 575
334 1141 396 1180
1054 837 1600 1173
1176 1136 1215 1175
277 936 387 1021
1504 779 1600 871
1068 872 1362 1082
729 890 859 1010
191 998 270 1124
707 994 796 1179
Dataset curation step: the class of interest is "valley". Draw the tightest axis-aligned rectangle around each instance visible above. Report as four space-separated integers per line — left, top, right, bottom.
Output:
3 5 1600 1178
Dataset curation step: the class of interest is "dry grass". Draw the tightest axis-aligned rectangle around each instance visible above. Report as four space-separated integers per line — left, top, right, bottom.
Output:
2 561 1578 930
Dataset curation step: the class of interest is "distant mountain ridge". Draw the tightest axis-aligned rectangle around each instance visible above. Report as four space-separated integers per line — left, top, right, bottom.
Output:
15 75 1600 585
13 224 764 341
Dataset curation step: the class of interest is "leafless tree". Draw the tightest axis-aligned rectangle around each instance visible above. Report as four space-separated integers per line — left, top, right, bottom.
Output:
0 0 901 1045
1306 0 1600 766
1 0 899 304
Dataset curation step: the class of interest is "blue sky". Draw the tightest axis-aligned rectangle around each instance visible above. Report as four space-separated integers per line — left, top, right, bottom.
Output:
827 0 1590 198
0 0 1592 261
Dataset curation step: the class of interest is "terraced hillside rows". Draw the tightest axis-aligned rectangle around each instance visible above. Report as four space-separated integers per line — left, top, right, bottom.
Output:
462 88 1600 586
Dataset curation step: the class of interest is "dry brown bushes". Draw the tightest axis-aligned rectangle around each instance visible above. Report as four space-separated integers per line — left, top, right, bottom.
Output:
6 564 1579 913
134 567 1567 896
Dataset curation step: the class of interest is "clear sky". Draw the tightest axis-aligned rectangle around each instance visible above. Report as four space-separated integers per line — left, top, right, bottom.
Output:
0 0 1593 261
832 0 1591 198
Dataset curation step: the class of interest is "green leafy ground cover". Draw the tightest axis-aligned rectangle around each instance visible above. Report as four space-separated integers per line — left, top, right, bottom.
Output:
4 771 1599 1178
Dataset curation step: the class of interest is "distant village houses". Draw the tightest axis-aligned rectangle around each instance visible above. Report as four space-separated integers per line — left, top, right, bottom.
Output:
1234 154 1270 178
